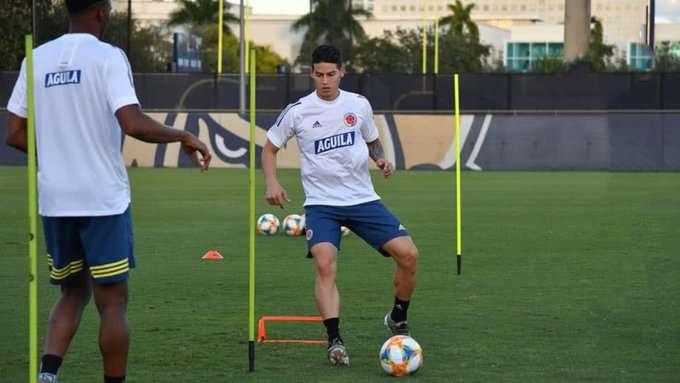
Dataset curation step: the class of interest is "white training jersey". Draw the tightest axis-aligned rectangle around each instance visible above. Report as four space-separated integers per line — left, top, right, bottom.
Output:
7 33 139 217
267 89 381 207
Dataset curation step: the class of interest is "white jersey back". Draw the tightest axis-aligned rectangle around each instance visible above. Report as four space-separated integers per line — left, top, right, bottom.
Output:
267 90 380 206
7 34 139 217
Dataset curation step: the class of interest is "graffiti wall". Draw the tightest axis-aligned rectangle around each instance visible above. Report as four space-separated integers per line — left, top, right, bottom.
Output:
2 111 680 171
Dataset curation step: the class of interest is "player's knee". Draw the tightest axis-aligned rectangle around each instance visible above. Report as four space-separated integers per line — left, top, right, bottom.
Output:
400 245 419 269
95 299 128 318
315 259 336 280
93 282 128 315
61 276 92 307
62 287 92 308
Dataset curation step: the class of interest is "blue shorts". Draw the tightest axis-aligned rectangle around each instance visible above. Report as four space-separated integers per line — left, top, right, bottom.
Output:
304 200 409 257
42 206 135 285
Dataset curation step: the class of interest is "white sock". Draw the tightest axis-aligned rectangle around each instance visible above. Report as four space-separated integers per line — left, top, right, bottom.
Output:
38 372 58 382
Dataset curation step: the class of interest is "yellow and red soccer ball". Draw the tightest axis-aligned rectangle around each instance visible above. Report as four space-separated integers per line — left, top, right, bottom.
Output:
379 335 423 376
256 213 280 235
282 214 305 236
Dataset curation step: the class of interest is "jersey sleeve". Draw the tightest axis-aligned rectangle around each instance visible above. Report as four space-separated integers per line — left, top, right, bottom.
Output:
105 49 140 113
267 102 298 148
360 98 379 143
7 59 28 118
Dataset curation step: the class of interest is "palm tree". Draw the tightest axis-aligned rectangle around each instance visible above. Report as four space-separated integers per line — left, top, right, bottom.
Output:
439 0 479 40
292 0 372 65
168 0 238 33
586 16 614 71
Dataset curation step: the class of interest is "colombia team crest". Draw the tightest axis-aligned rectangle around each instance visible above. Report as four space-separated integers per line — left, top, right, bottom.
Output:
344 112 357 127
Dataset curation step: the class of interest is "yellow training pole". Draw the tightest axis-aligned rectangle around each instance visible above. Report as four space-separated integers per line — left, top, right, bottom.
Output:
245 0 250 73
454 74 462 275
217 0 224 74
434 18 439 74
26 34 38 383
422 0 428 74
248 48 256 371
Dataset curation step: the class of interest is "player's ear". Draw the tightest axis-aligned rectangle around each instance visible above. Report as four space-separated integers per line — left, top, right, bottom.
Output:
339 64 345 78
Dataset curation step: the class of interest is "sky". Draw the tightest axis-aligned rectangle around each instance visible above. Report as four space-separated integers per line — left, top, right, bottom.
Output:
656 0 680 22
235 0 680 21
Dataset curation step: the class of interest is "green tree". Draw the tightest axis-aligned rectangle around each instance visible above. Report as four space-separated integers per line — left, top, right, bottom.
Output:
353 30 414 73
1 1 171 73
438 29 490 73
197 24 288 73
436 0 490 73
292 0 372 67
585 16 615 71
0 0 67 70
354 26 489 74
654 42 680 72
168 0 238 33
104 13 172 72
439 0 479 40
531 54 567 73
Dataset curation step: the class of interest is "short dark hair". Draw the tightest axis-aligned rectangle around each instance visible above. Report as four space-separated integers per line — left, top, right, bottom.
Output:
65 0 109 15
312 45 342 68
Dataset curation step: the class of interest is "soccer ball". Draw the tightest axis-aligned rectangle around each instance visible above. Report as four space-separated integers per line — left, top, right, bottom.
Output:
340 226 352 236
379 335 423 376
256 213 280 235
282 214 305 236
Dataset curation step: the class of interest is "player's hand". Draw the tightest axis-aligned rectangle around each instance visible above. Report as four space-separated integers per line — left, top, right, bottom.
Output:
181 133 212 171
265 181 290 208
376 159 394 178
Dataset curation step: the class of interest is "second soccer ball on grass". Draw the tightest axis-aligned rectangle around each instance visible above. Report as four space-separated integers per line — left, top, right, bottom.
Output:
282 214 305 236
256 213 280 235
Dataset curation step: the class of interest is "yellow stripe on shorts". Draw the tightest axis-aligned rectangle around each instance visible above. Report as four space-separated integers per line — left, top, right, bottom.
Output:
90 259 130 279
50 259 85 280
90 258 128 272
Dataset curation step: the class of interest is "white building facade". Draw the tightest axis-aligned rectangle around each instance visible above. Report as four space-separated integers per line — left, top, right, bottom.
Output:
112 0 675 71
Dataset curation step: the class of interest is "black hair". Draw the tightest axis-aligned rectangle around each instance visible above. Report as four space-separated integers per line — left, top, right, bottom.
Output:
311 45 342 69
65 0 109 15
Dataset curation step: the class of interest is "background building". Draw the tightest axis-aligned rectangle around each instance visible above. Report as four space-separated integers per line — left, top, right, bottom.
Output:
112 0 677 70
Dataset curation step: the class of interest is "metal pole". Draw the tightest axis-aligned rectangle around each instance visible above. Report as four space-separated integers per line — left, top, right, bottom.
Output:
239 0 246 115
25 34 38 383
348 0 352 68
245 0 250 73
422 0 428 74
218 0 223 74
32 0 36 41
127 0 132 57
649 0 655 51
248 48 256 372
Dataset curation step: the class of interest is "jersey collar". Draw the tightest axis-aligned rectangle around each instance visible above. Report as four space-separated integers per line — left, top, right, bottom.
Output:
314 89 344 105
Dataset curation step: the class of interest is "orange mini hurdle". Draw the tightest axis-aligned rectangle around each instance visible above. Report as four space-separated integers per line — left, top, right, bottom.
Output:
256 316 326 344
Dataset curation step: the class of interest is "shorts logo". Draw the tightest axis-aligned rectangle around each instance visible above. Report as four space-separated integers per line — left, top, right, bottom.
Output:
344 112 357 127
45 70 82 88
398 224 406 231
314 131 355 154
306 229 313 240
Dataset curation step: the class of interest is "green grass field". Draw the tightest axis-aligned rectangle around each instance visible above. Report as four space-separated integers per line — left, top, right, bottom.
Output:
1 167 679 382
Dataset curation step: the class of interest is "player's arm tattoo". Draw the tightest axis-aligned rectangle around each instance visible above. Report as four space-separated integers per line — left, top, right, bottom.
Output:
367 139 385 162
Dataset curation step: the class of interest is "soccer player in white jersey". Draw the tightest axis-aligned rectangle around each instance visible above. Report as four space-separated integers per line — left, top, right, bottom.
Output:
262 45 419 366
5 1 211 382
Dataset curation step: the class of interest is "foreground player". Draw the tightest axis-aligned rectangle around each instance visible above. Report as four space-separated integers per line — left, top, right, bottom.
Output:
262 45 418 366
5 0 211 382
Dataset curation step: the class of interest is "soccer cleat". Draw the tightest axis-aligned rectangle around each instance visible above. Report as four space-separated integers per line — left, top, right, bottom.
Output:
327 337 349 366
384 312 410 336
38 373 58 383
